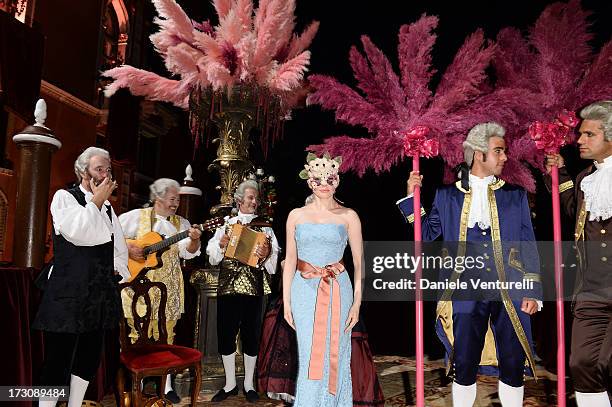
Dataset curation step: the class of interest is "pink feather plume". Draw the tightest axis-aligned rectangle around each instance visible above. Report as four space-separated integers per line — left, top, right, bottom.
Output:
103 66 190 109
268 51 310 91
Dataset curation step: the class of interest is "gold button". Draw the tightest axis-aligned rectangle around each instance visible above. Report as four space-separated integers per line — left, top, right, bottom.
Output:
601 229 607 234
484 253 490 259
602 242 607 248
603 257 608 262
483 243 488 248
482 231 487 236
486 267 491 272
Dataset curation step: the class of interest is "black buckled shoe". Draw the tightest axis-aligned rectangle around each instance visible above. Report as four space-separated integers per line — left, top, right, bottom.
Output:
243 388 259 403
211 386 238 402
164 390 181 404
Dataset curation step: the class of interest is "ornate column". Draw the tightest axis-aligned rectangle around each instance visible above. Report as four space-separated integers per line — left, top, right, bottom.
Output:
190 86 257 216
12 99 61 268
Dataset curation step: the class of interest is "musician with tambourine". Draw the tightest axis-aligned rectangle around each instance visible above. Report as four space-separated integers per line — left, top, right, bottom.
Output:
206 179 280 403
118 178 204 404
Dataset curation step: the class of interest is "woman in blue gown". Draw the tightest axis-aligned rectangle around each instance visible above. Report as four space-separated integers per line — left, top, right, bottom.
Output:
282 153 363 406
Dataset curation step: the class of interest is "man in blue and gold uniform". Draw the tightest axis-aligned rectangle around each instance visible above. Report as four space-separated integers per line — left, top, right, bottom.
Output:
397 122 542 407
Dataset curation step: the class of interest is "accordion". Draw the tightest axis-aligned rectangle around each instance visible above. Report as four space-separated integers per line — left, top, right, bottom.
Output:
224 223 270 267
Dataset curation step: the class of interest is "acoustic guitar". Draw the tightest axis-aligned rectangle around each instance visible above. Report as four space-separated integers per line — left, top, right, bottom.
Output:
126 217 224 281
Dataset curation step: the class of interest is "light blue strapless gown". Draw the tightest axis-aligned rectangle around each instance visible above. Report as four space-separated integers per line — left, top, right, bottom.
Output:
291 223 353 406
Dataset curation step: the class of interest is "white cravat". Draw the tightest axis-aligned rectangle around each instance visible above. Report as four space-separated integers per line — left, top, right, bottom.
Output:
468 174 495 229
581 155 612 222
234 211 257 224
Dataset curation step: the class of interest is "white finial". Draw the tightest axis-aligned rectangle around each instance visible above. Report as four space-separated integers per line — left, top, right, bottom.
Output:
34 99 47 127
184 164 193 182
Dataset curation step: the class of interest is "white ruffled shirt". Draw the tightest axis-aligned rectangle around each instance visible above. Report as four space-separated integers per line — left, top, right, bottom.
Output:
50 185 130 282
206 211 280 275
467 174 495 230
398 173 496 230
581 154 612 222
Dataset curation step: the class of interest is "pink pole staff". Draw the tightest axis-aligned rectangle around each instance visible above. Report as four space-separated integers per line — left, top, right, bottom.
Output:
412 153 425 407
551 164 566 407
529 110 577 407
401 126 438 407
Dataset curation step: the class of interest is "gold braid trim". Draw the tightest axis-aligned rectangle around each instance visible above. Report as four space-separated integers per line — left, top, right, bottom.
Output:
575 200 587 241
436 190 473 375
407 207 427 223
488 188 538 380
559 180 574 194
523 273 541 283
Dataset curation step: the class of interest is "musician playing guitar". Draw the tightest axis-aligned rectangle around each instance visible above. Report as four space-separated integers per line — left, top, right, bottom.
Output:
118 178 202 404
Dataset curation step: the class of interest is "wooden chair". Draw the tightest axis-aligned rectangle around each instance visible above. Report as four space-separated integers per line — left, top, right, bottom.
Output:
117 275 202 407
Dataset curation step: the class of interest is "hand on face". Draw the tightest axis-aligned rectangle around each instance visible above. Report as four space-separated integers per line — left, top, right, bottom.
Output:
90 176 117 203
84 155 113 191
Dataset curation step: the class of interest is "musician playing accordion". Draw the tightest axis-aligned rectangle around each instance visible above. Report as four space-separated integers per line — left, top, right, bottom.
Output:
206 179 280 403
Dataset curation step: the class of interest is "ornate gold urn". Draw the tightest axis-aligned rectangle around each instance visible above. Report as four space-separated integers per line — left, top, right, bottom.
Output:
189 85 278 216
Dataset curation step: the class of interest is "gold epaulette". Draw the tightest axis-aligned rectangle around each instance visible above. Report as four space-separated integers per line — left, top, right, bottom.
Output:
559 180 574 193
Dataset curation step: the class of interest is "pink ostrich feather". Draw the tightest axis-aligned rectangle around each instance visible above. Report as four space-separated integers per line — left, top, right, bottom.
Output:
269 51 310 91
307 75 388 135
216 8 244 45
398 15 438 116
529 0 593 104
107 0 314 95
359 36 408 124
235 0 254 33
491 0 612 177
217 0 253 45
165 43 201 77
150 0 196 55
309 15 502 184
253 0 295 69
432 29 495 112
574 40 612 107
287 21 320 60
103 66 190 109
213 0 233 20
104 0 316 146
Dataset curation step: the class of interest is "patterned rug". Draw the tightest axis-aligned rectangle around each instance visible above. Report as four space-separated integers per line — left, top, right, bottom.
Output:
100 356 570 406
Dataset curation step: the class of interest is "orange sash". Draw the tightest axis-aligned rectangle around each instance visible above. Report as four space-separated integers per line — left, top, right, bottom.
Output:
297 259 345 395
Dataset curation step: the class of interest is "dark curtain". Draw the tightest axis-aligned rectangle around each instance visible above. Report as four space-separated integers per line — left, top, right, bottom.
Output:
0 265 121 405
0 266 45 407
